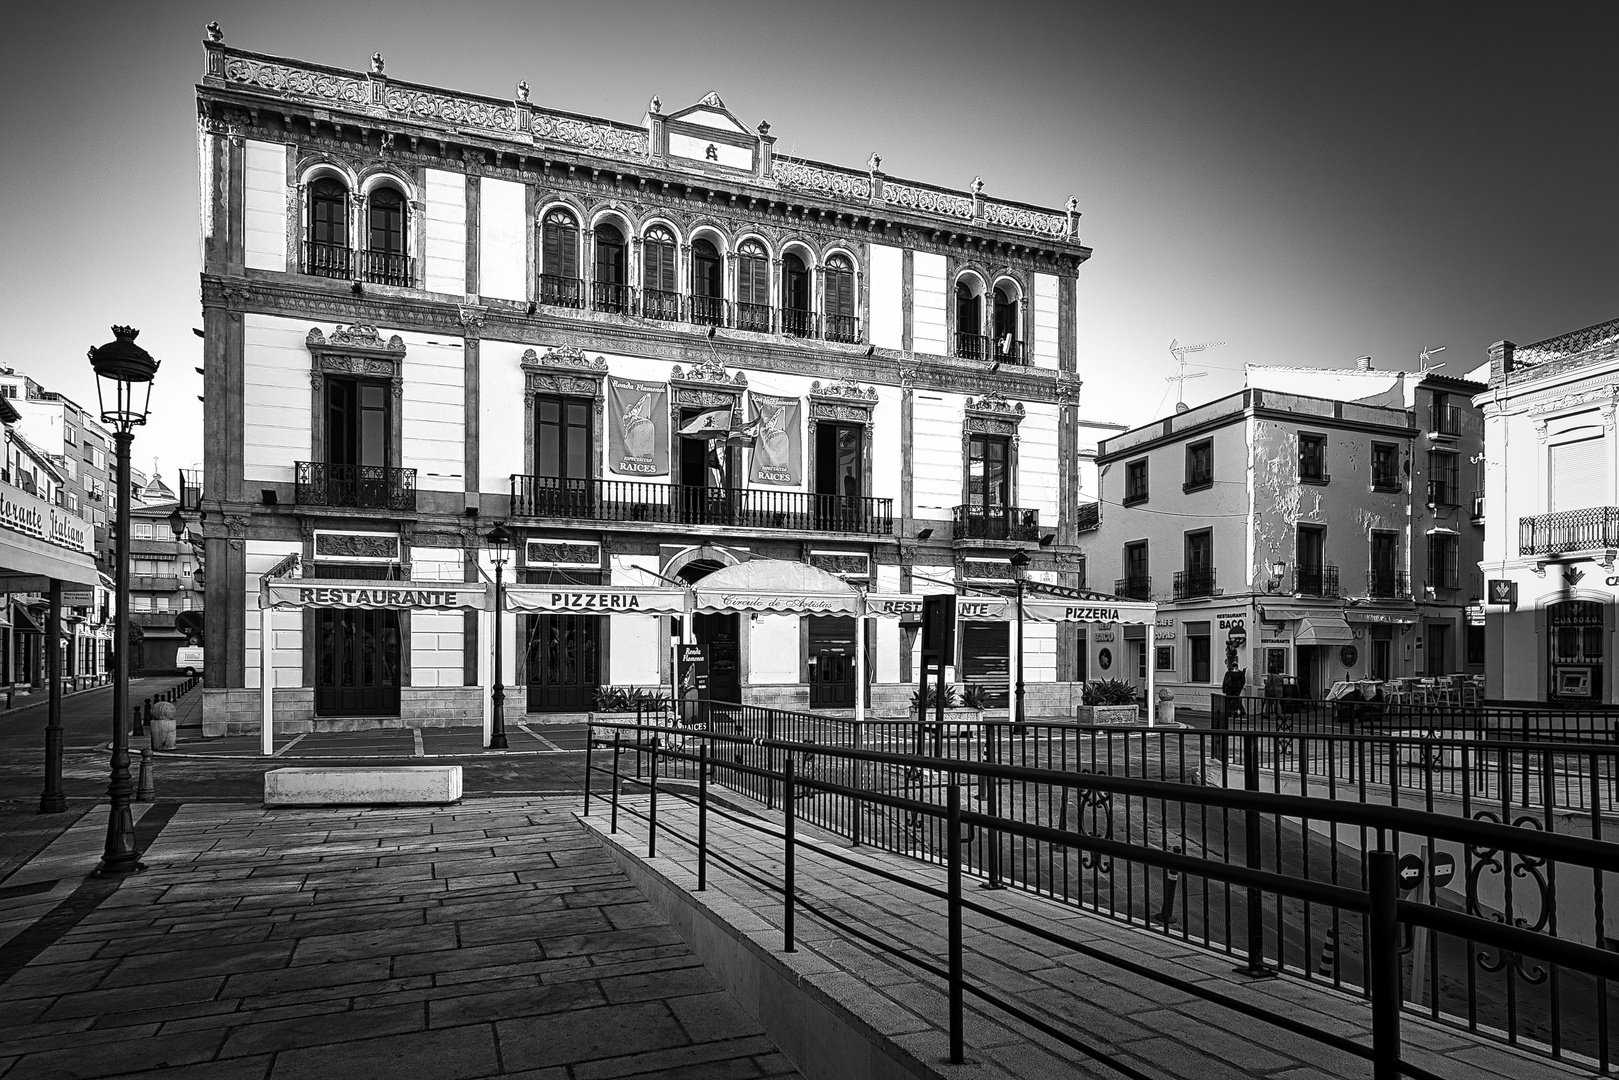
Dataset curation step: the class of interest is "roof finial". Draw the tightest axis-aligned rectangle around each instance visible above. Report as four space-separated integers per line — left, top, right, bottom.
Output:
649 95 661 114
516 80 530 102
205 20 223 42
868 152 881 173
370 52 385 74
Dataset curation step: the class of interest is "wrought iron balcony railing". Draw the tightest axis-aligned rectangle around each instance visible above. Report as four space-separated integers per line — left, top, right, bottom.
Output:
952 504 1040 542
358 250 413 288
301 240 353 280
1173 568 1216 600
1294 564 1339 598
1520 507 1619 556
1428 404 1462 436
591 281 636 315
1427 475 1459 507
781 309 818 339
538 274 584 308
824 313 861 345
1114 576 1152 600
954 332 990 362
510 475 893 536
994 338 1026 365
734 302 773 334
1368 567 1411 599
641 287 681 322
295 462 418 511
689 294 726 328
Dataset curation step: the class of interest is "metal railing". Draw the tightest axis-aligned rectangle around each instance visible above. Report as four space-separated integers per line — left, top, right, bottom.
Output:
1295 564 1339 598
641 287 680 321
1369 567 1411 599
591 280 636 315
301 240 353 280
781 308 817 339
954 331 990 361
689 293 726 327
1427 475 1459 507
1114 575 1151 600
994 338 1027 365
538 273 583 308
1471 490 1485 521
952 504 1040 542
588 712 1619 1077
734 301 772 334
358 250 413 288
1173 568 1216 599
1521 507 1619 556
824 313 861 344
1429 404 1462 436
295 461 417 511
510 474 894 535
1212 692 1619 742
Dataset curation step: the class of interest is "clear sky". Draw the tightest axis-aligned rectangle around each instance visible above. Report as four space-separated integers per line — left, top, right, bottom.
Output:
4 1 1616 479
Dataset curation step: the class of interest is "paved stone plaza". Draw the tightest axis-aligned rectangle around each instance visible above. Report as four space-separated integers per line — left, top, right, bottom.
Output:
0 799 799 1079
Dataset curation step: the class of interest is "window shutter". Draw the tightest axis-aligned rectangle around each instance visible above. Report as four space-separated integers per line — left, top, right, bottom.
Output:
1550 437 1608 512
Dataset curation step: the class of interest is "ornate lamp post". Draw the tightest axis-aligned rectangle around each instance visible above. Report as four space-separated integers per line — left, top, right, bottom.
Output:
485 524 512 750
88 326 159 875
1009 548 1030 727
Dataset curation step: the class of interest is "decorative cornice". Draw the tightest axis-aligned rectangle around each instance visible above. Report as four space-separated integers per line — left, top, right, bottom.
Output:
671 355 746 386
457 304 487 334
965 392 1026 418
809 376 878 403
306 324 405 354
521 344 608 371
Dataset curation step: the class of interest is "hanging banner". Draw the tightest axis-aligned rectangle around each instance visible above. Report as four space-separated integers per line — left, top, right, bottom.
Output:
866 594 925 620
502 585 688 615
1019 597 1158 625
748 393 802 486
608 378 669 476
266 580 491 610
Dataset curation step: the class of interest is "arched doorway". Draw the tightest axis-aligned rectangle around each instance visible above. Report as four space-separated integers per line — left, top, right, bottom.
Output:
677 558 741 705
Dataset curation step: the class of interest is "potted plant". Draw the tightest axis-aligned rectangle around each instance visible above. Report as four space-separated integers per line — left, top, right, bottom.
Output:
1076 679 1140 725
909 683 985 736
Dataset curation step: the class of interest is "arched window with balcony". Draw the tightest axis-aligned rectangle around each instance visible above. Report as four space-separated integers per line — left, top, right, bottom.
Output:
736 240 771 333
992 284 1022 363
955 279 987 360
824 254 858 343
363 186 410 287
304 177 351 279
593 222 628 313
782 252 813 338
642 226 679 321
540 209 581 307
691 238 724 327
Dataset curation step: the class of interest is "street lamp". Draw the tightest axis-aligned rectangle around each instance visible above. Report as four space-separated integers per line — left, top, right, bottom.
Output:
167 506 186 540
88 326 159 875
485 523 513 750
1009 548 1031 728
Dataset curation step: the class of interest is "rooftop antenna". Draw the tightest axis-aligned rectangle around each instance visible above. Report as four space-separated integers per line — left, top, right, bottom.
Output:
1166 338 1223 409
1418 344 1447 373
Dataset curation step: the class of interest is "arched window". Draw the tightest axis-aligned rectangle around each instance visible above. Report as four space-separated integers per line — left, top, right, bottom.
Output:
993 285 1021 362
691 238 724 327
363 187 409 287
781 252 812 338
642 226 679 321
736 240 771 333
540 209 581 307
593 223 628 312
955 281 986 360
824 254 858 343
304 177 351 279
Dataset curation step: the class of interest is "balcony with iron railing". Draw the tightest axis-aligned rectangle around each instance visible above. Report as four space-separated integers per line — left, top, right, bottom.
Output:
358 250 413 288
1114 576 1151 601
295 462 417 512
591 280 636 315
824 313 860 345
1520 507 1619 556
1428 403 1462 437
1471 490 1485 522
1368 567 1411 599
130 575 182 593
1294 564 1339 598
1173 568 1217 600
781 309 817 339
734 302 773 334
510 475 892 536
301 240 353 280
952 504 1040 543
538 274 584 308
1426 475 1459 508
993 338 1027 365
689 294 726 328
954 332 991 362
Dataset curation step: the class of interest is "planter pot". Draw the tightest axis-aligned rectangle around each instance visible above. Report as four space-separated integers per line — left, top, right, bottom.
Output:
148 701 177 751
909 707 985 737
1075 704 1140 726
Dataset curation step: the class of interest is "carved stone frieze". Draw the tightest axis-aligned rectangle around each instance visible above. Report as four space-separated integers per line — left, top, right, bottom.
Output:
774 159 872 201
671 356 746 387
809 376 878 403
457 304 487 334
314 531 402 561
674 387 737 408
307 325 406 355
965 392 1026 420
883 182 973 220
525 540 601 567
982 201 1067 238
1526 384 1619 419
810 402 872 424
965 414 1020 437
532 112 648 157
525 372 602 398
223 57 369 106
523 345 608 371
808 552 870 578
387 88 518 133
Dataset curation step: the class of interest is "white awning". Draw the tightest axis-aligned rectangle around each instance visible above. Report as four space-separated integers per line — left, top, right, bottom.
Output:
866 594 925 620
1295 615 1355 645
0 531 99 589
1344 609 1418 625
503 585 688 615
691 559 862 615
265 579 492 610
1018 596 1158 625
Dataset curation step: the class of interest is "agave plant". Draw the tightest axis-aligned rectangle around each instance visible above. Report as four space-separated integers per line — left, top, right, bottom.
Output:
909 683 961 711
1081 678 1138 706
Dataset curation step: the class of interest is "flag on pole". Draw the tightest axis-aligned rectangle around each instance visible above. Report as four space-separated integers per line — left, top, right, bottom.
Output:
725 417 761 448
677 407 732 438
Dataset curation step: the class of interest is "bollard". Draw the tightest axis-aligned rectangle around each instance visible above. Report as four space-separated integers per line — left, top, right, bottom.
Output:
1152 846 1182 924
783 756 796 953
132 706 143 737
141 697 152 735
583 726 594 817
135 748 155 802
1317 925 1338 977
647 743 658 859
697 743 709 892
610 732 621 835
1368 851 1402 1080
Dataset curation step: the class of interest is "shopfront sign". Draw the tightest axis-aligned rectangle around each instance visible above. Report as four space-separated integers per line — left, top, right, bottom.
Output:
503 586 688 615
0 481 93 554
867 595 924 620
267 580 490 610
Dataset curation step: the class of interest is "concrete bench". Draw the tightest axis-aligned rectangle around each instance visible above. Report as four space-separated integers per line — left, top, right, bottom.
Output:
264 766 462 807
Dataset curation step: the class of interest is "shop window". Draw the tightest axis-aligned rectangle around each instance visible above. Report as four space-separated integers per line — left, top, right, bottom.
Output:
1184 438 1213 492
1123 458 1148 506
1299 432 1328 483
1265 647 1289 675
1155 645 1175 671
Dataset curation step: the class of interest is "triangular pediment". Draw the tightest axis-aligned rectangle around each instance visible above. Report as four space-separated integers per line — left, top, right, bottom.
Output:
667 92 750 135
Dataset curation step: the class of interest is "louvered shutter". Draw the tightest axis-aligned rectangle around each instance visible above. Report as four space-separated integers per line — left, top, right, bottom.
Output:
543 220 578 280
1550 437 1608 512
644 240 676 292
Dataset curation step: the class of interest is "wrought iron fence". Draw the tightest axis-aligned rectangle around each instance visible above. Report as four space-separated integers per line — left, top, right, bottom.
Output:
780 309 817 339
824 313 861 344
591 280 636 315
734 301 773 334
1369 568 1411 599
689 293 726 327
588 714 1619 1076
1114 576 1151 601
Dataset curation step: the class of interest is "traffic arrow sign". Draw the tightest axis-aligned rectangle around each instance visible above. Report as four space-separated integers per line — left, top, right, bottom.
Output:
1430 851 1456 890
1397 853 1424 892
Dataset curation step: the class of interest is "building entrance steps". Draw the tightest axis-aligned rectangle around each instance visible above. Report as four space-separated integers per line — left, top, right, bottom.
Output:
0 798 802 1079
583 794 1593 1080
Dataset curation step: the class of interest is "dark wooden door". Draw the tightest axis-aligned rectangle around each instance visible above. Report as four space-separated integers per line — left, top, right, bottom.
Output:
315 609 401 717
525 614 601 712
808 616 855 709
694 613 740 705
960 621 1009 708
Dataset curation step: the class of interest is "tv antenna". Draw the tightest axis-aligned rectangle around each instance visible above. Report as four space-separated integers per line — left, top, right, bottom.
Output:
1166 339 1223 409
1418 344 1447 373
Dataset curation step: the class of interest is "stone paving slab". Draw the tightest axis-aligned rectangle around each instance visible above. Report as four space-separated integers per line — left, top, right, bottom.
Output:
0 798 801 1079
586 794 1599 1080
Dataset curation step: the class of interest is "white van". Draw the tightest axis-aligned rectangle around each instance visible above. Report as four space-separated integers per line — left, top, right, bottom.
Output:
176 647 205 677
